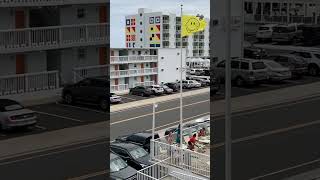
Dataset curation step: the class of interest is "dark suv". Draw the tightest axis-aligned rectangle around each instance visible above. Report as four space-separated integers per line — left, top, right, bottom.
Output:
62 77 109 110
115 132 160 152
129 86 153 97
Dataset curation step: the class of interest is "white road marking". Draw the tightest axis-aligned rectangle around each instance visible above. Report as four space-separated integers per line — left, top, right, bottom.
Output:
56 102 106 115
110 99 210 125
248 158 320 180
67 170 107 180
35 111 84 123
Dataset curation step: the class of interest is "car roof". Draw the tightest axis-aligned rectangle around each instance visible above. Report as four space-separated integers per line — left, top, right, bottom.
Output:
0 99 19 107
111 142 140 150
110 152 119 160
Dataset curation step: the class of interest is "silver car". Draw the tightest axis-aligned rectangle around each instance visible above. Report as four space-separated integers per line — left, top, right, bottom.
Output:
0 99 37 130
262 60 292 81
110 93 122 104
213 58 269 86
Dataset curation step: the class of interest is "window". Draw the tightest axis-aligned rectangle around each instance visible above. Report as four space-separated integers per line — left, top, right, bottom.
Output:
140 13 142 16
140 30 143 33
132 51 135 55
252 62 266 70
112 147 129 157
140 38 143 41
240 62 249 70
78 79 91 86
231 61 240 69
134 64 137 67
77 8 85 18
138 51 141 55
78 48 86 59
140 21 142 25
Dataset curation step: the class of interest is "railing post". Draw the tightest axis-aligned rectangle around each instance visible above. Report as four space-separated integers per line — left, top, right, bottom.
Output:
25 74 29 93
56 71 59 88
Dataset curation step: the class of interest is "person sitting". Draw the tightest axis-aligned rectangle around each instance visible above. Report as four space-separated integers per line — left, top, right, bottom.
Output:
187 141 195 151
189 133 197 144
198 128 206 137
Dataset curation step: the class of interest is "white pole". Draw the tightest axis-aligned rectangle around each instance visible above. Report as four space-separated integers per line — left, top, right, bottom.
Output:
151 102 156 161
225 0 232 179
180 4 183 149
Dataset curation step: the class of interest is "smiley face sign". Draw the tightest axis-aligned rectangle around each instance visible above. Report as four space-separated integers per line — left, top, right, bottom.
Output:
186 17 201 33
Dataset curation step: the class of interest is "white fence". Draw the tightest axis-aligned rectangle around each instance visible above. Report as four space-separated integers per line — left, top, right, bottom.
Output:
110 55 158 64
133 81 155 88
73 64 109 83
245 14 319 24
0 71 59 96
110 68 158 78
0 23 109 53
111 84 129 93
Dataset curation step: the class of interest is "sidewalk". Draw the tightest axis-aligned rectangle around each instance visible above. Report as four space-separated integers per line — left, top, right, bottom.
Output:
0 82 320 161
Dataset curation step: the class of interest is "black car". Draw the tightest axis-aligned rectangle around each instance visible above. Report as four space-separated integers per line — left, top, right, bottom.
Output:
115 132 160 152
129 86 153 97
62 77 109 110
244 46 267 59
110 142 152 170
164 82 179 92
110 153 137 180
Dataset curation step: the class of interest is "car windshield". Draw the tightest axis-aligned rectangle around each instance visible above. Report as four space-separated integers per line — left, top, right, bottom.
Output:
110 157 128 173
129 147 148 159
264 61 283 68
252 62 266 70
3 104 24 111
162 85 169 89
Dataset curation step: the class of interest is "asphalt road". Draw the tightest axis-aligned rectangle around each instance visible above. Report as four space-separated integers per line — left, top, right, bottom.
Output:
0 138 108 180
212 95 320 180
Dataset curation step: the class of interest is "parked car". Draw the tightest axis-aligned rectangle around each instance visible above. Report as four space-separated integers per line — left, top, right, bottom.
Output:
194 79 207 87
129 86 153 97
110 93 122 104
115 132 160 152
290 51 320 76
262 60 292 82
200 76 210 86
178 80 193 89
148 85 164 96
256 24 278 42
244 46 268 59
272 23 303 43
187 69 197 75
110 153 137 180
190 80 202 88
164 82 179 92
160 84 173 94
110 142 152 170
0 99 37 130
266 54 308 78
195 69 205 76
213 58 269 86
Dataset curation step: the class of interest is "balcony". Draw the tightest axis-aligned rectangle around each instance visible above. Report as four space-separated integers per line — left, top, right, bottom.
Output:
0 23 109 54
163 19 170 24
111 84 129 93
163 29 169 34
110 55 158 64
163 37 170 41
0 0 109 7
133 81 154 87
73 64 109 83
110 68 158 79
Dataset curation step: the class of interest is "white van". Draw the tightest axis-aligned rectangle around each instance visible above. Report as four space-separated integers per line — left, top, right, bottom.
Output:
256 24 278 42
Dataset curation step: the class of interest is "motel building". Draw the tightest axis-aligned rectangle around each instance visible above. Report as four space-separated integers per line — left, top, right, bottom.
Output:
0 0 109 96
110 48 186 94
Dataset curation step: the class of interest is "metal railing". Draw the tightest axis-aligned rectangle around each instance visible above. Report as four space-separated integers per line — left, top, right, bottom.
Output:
137 158 208 180
132 81 155 88
110 68 158 78
0 71 59 96
110 55 158 64
111 84 129 93
0 23 109 53
73 64 109 83
245 14 319 24
0 0 108 7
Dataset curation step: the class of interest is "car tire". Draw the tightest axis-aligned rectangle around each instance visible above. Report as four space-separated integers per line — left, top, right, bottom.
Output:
63 93 73 104
235 77 245 87
308 65 319 76
99 99 108 111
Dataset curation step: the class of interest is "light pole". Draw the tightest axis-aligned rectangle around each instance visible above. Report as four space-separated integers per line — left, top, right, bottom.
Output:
180 4 184 149
151 102 158 161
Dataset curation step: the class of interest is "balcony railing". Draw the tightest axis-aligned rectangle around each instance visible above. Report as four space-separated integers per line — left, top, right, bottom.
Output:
0 0 109 7
0 23 109 54
163 19 170 24
0 71 59 96
110 68 158 78
163 29 169 34
133 81 154 88
73 64 109 83
111 84 129 93
110 55 158 64
245 14 319 24
162 37 170 41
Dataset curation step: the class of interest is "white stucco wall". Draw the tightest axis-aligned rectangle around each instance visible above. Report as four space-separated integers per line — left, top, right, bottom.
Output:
157 48 186 84
0 55 15 76
0 8 15 30
25 51 47 73
60 4 100 25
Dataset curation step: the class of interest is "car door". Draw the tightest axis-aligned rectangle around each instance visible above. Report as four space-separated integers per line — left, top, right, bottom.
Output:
72 79 92 101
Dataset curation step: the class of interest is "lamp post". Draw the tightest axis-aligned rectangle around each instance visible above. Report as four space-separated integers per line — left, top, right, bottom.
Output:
151 102 158 161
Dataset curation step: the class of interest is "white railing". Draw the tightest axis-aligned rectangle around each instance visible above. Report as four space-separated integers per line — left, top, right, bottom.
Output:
110 55 158 64
0 23 109 53
245 14 319 24
110 68 158 79
163 29 169 33
0 0 108 7
137 158 209 180
73 64 109 83
110 84 129 93
163 37 170 41
0 71 59 96
132 81 155 88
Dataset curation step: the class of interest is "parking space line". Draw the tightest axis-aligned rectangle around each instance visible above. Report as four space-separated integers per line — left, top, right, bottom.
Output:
67 170 107 180
35 111 84 123
55 102 106 115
